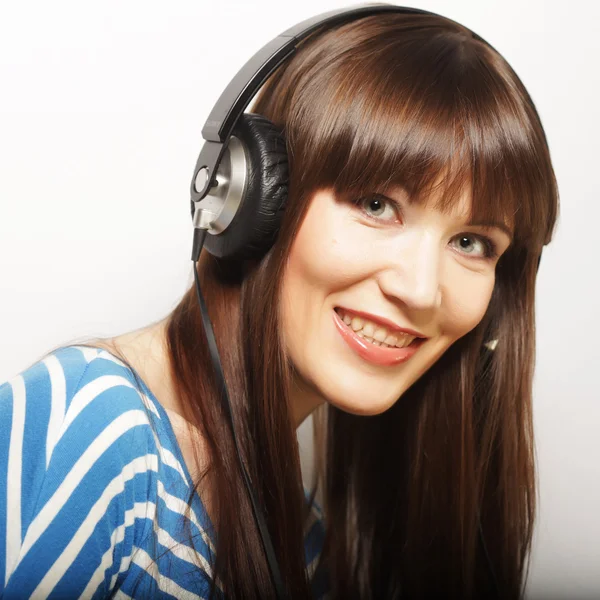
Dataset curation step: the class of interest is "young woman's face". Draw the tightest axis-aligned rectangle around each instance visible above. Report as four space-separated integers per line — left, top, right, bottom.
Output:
280 186 513 423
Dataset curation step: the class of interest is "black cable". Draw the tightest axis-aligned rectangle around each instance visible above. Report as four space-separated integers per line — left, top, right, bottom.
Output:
191 226 287 599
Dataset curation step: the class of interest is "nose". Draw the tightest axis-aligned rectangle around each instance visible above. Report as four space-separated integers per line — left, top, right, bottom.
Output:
377 234 442 312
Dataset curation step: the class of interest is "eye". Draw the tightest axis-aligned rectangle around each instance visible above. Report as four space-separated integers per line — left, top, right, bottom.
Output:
450 234 498 260
353 194 401 223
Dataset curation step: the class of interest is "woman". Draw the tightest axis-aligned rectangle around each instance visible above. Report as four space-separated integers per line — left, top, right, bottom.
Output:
0 7 558 600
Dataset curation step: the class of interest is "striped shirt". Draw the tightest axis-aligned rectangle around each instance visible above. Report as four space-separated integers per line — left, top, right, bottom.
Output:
0 346 327 599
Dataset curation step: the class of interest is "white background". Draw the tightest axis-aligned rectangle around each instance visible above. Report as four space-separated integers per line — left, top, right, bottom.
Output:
0 1 598 598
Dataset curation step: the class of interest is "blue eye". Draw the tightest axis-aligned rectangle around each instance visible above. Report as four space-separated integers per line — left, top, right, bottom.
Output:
451 234 498 260
354 194 400 222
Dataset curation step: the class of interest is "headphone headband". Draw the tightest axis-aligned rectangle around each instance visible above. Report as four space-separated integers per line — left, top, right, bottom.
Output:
201 4 435 144
191 4 446 204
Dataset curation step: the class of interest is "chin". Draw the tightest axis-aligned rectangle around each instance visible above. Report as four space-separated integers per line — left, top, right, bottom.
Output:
327 393 403 417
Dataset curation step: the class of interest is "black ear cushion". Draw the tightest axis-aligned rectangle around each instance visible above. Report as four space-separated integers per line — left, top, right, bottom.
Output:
203 113 289 260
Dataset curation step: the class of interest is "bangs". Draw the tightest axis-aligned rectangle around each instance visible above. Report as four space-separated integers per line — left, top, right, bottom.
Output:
284 16 558 252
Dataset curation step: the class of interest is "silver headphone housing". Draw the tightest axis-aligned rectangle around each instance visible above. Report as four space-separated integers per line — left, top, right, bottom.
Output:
192 135 248 235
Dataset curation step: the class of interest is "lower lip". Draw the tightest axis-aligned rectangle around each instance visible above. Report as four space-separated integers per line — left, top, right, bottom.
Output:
332 309 424 367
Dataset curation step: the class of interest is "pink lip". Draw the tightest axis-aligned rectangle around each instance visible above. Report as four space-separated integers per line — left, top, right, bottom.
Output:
332 309 424 367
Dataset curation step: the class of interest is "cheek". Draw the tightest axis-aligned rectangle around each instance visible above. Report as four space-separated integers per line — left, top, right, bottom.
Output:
279 202 361 377
278 238 325 366
288 231 358 290
285 189 370 291
444 273 495 337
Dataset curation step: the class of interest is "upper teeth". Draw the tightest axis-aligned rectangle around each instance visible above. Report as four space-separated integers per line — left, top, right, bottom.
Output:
336 308 417 348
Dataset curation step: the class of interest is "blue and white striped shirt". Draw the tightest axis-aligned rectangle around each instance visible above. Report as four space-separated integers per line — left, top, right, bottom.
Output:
0 346 327 599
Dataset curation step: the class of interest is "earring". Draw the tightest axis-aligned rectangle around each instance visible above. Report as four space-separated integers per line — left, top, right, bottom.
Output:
484 339 498 351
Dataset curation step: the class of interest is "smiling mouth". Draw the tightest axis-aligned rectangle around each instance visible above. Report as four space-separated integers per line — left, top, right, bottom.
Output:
332 308 425 367
333 307 422 349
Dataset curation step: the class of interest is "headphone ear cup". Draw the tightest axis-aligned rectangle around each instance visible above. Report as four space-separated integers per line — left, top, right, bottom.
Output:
202 112 289 260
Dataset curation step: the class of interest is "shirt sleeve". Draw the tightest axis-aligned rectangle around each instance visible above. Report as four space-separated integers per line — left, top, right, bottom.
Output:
0 348 160 599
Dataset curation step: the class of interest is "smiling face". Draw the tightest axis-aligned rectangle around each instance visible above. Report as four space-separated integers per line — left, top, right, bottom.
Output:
280 186 513 425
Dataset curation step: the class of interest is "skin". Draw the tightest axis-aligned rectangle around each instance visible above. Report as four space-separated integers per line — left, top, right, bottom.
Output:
280 186 513 426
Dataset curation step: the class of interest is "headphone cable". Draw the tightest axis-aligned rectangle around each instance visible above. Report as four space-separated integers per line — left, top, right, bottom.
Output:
192 225 288 599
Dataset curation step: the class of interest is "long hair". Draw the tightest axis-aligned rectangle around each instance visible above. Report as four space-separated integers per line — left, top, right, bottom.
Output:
164 11 559 599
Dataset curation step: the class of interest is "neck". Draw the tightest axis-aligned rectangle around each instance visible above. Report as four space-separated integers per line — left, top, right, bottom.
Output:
109 318 324 429
289 369 326 428
100 317 179 414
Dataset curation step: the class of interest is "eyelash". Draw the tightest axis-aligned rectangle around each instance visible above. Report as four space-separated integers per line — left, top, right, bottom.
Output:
352 194 499 260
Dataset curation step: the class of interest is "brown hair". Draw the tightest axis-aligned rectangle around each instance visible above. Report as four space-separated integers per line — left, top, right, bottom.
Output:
163 10 559 600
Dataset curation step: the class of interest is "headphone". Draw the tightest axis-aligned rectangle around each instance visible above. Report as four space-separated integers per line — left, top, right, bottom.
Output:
187 4 531 597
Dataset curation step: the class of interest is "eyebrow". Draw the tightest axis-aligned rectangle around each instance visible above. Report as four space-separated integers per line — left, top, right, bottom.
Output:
379 193 514 239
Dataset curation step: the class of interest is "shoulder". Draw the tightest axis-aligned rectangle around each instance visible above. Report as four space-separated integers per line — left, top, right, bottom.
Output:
0 345 170 598
1 344 159 414
1 345 163 474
